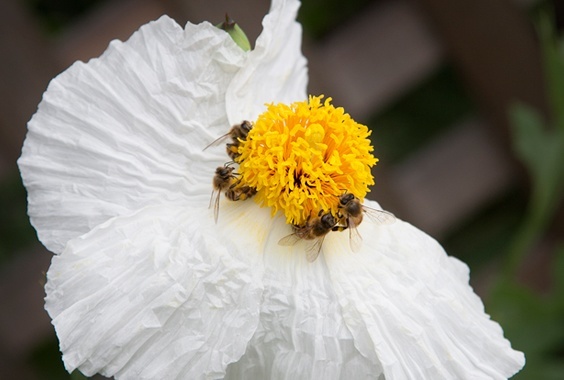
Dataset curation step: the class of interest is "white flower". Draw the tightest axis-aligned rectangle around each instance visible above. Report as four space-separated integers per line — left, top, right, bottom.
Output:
18 0 524 379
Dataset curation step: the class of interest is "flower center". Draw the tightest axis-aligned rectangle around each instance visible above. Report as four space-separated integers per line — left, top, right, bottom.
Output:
236 95 377 226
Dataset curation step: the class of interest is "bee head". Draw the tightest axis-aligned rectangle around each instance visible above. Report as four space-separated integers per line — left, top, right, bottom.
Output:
339 193 355 206
240 120 253 133
320 212 337 228
216 166 234 177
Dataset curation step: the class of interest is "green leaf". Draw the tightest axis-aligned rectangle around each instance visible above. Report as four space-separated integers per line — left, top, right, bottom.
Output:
504 13 564 278
509 103 564 220
510 104 547 176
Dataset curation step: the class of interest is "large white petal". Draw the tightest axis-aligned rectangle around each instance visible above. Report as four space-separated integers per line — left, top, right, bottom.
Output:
226 0 308 124
18 16 246 254
324 200 525 379
45 200 271 379
225 215 384 380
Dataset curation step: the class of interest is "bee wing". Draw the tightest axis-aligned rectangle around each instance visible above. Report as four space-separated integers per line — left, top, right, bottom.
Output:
305 237 325 262
209 189 221 223
203 132 230 151
347 218 364 253
363 206 396 225
278 233 302 247
209 189 216 209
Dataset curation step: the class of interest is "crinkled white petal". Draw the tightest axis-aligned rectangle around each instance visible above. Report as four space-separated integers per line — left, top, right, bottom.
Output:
225 215 384 380
18 16 246 254
45 200 272 379
226 0 308 124
19 0 308 255
323 199 525 379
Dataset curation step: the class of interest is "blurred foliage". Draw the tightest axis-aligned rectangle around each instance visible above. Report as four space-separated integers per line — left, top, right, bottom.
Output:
26 0 108 34
30 337 75 380
28 336 97 379
486 12 564 380
298 0 375 39
0 174 37 265
443 189 527 272
369 65 475 164
489 252 564 380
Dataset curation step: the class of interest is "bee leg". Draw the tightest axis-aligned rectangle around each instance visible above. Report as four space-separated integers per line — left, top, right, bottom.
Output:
332 225 348 232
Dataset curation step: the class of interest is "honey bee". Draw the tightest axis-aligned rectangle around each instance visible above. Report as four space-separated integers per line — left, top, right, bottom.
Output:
334 193 396 252
278 211 337 262
210 164 238 223
203 120 253 160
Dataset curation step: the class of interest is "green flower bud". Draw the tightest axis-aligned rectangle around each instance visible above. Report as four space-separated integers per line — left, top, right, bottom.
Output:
216 14 251 52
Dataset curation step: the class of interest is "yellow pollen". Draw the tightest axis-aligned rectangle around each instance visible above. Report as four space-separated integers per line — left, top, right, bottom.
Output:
236 95 378 226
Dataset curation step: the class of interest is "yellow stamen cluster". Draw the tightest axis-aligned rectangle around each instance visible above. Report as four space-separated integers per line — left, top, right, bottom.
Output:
236 95 377 226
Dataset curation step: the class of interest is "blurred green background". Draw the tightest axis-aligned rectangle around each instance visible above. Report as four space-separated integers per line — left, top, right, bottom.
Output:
1 0 563 379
